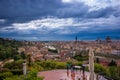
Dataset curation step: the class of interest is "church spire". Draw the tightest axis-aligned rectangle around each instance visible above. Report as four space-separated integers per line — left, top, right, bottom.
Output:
75 35 78 44
75 35 77 42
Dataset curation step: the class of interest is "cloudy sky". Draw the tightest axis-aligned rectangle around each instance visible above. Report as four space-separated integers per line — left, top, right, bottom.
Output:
0 0 120 41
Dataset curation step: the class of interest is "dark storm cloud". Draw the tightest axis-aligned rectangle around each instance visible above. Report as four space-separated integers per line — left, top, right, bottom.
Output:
0 0 89 27
0 0 62 18
0 0 119 19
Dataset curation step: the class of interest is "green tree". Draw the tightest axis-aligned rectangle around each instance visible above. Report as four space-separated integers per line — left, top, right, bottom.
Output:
3 69 43 80
48 49 58 53
3 60 23 70
27 54 32 67
13 55 22 60
20 51 26 59
108 60 117 66
0 38 23 60
118 66 120 77
55 62 66 69
109 66 119 80
0 72 13 80
31 63 44 71
3 76 21 80
94 63 109 76
96 58 100 63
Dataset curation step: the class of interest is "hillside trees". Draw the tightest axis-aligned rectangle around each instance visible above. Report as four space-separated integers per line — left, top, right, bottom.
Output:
0 38 24 60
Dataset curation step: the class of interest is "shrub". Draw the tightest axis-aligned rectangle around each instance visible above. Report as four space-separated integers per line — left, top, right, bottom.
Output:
4 60 23 69
0 72 13 80
10 69 22 75
108 60 117 66
22 68 44 80
55 62 66 69
73 55 88 61
75 62 82 66
30 63 44 71
3 69 44 80
94 63 109 76
109 66 120 80
4 76 21 80
39 60 57 70
0 68 10 73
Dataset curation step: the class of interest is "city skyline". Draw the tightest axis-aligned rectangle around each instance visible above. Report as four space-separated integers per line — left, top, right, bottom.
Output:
0 0 120 41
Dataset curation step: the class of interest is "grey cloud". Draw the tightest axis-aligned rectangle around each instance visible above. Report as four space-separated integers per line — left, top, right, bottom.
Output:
0 0 92 19
86 7 119 18
0 0 119 19
56 2 89 18
0 0 62 18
